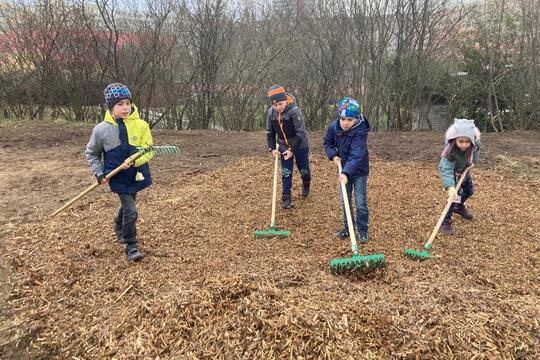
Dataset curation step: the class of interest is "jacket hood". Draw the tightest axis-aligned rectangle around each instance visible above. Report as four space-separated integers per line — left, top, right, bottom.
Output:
104 104 141 125
333 114 370 134
282 94 297 112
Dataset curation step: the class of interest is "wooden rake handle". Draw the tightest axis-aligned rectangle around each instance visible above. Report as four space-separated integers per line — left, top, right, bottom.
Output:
425 164 474 248
51 151 144 218
337 162 359 255
270 144 279 227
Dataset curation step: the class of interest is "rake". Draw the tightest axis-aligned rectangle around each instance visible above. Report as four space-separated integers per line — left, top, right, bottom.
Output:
404 165 473 260
254 148 290 238
51 145 180 217
330 163 385 274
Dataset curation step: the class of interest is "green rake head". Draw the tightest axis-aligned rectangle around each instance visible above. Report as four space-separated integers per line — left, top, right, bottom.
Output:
136 145 181 155
254 226 290 238
404 244 432 261
330 254 385 275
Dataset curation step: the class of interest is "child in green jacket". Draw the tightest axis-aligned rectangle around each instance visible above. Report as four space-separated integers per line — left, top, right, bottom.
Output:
439 118 481 235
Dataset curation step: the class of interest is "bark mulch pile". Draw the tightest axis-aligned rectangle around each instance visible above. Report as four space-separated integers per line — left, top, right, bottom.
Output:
2 157 539 359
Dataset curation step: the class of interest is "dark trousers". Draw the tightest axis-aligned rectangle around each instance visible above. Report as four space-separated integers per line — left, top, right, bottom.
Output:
114 193 138 252
444 176 474 222
281 146 311 195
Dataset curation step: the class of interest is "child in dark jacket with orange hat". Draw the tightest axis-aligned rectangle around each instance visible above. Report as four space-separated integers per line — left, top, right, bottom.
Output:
266 85 311 209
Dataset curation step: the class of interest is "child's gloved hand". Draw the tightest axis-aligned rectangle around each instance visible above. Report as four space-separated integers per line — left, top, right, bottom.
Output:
282 149 293 160
333 156 341 166
96 174 108 185
447 186 457 199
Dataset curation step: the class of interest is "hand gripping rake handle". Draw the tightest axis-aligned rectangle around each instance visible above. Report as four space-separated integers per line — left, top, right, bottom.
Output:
424 164 474 248
269 145 280 228
337 163 360 256
51 151 145 218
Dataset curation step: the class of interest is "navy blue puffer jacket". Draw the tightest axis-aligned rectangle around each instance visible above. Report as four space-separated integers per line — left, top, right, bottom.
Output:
323 115 370 179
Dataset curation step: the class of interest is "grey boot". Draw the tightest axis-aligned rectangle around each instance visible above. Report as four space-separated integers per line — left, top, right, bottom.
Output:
126 247 143 262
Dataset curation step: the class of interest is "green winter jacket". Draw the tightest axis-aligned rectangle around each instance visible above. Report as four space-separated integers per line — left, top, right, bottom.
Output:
439 141 481 189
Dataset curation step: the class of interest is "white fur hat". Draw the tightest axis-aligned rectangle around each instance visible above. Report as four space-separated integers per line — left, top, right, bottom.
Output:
445 118 481 145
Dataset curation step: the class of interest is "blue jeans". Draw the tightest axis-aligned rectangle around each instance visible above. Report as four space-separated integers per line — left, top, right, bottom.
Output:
281 146 311 195
339 175 369 235
114 193 138 251
444 176 474 222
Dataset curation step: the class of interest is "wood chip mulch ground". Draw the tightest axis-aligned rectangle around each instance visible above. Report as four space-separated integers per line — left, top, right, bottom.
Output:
2 156 539 359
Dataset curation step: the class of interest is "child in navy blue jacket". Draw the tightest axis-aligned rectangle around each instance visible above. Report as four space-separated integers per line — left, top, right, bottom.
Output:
323 98 370 243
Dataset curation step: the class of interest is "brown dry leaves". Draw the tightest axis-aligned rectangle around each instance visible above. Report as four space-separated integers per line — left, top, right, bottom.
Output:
3 157 540 359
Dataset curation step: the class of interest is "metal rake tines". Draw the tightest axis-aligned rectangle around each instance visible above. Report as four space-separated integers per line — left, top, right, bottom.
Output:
136 145 181 155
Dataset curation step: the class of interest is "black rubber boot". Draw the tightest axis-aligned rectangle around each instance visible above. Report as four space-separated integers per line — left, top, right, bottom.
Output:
454 204 474 220
282 194 292 209
301 181 311 198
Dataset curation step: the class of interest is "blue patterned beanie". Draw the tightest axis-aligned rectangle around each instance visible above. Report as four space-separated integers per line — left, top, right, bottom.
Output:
337 97 361 119
104 83 132 109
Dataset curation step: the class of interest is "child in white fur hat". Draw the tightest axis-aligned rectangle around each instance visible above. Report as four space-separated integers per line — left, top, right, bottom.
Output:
439 118 481 235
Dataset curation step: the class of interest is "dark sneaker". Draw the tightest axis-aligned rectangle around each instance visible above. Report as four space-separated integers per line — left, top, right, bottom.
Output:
301 181 311 198
282 194 292 209
126 248 143 262
454 205 474 220
440 220 454 235
335 228 349 239
359 232 368 244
